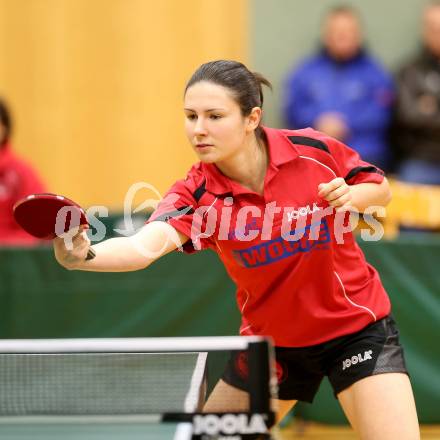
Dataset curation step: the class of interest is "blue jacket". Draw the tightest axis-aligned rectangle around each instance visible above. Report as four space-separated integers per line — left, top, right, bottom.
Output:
283 49 394 168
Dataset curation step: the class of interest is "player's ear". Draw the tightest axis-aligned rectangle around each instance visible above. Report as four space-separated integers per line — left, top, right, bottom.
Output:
245 107 262 133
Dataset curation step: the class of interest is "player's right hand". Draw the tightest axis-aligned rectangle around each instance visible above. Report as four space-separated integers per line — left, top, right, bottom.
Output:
53 226 91 269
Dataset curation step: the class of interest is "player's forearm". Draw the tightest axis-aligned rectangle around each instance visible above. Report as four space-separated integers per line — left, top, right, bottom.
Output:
72 237 153 272
349 178 392 212
56 221 186 273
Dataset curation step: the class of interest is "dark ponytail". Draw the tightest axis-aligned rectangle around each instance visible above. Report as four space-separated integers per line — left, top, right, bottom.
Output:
251 71 272 110
185 60 272 138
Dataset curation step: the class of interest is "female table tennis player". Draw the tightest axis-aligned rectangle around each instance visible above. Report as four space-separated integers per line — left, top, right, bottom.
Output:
54 60 419 439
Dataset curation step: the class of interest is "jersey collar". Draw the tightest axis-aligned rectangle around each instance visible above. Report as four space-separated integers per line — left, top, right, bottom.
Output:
263 126 299 166
201 126 299 196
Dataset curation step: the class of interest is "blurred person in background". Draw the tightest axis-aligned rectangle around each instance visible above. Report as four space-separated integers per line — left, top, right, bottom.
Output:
0 98 46 245
392 1 440 184
283 5 394 170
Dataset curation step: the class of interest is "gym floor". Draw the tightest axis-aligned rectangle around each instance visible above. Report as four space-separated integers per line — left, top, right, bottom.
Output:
275 422 440 439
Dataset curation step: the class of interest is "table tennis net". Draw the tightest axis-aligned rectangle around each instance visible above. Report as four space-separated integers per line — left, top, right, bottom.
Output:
0 337 275 417
0 352 207 415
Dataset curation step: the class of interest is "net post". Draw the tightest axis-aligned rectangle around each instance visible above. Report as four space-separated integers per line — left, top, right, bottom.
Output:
248 339 271 414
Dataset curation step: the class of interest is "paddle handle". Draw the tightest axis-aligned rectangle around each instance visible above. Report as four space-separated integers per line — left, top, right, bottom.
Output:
86 248 96 261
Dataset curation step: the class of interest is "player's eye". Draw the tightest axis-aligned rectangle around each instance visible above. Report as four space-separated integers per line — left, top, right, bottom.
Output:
210 114 222 120
186 114 197 121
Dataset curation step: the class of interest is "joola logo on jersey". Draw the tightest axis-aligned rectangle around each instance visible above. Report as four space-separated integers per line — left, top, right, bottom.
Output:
193 413 268 436
233 219 330 268
287 203 320 221
342 350 373 370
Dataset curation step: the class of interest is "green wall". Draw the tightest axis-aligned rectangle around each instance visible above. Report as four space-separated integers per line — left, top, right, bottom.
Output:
1 235 439 423
251 0 427 128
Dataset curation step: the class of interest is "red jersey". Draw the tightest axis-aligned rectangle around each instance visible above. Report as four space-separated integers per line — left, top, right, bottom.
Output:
148 127 391 347
0 144 46 245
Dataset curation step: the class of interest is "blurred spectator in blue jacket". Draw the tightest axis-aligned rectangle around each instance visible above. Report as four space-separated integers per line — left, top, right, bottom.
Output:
392 2 440 185
283 6 394 170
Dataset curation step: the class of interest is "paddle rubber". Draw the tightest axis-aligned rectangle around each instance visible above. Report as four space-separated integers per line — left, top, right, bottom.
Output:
13 193 96 260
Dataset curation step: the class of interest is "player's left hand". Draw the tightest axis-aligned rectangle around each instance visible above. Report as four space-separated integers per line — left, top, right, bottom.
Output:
318 177 353 212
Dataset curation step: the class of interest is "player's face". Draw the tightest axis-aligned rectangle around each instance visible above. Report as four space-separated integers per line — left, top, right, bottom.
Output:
184 81 250 163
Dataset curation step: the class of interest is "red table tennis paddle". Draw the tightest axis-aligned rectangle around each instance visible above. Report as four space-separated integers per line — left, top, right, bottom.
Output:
13 193 96 260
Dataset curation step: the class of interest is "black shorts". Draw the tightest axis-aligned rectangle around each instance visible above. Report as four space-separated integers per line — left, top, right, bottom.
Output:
222 315 408 403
